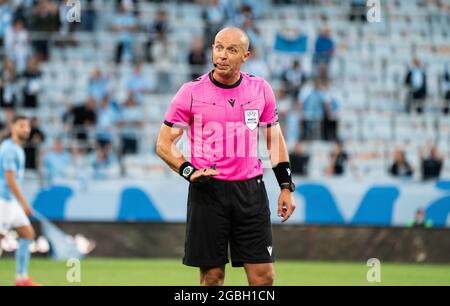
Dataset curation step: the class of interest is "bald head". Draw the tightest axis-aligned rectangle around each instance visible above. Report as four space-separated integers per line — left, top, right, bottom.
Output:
211 27 251 84
214 27 250 52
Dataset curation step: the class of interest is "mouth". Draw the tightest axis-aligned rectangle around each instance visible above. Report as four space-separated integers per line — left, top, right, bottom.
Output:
215 63 229 70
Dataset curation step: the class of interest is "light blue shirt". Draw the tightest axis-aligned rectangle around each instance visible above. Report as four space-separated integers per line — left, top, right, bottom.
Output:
0 5 12 38
44 150 71 182
0 138 25 201
113 13 137 44
302 90 325 121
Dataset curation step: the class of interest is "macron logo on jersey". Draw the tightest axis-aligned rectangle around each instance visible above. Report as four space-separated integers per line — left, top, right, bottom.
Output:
267 246 273 256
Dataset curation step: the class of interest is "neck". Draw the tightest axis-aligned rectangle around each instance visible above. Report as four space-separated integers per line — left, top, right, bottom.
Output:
212 70 241 86
12 135 24 147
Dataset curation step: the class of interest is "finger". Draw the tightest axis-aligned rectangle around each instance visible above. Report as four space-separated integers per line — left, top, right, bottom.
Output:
201 169 219 177
277 201 284 217
282 204 295 223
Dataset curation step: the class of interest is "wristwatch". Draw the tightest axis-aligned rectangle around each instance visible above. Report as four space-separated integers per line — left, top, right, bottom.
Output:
182 165 195 180
280 182 296 192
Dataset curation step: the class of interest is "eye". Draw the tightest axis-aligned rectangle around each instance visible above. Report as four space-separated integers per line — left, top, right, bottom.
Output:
229 48 238 54
215 45 224 51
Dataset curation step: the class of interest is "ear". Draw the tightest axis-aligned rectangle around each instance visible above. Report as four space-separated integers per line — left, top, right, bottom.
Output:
242 51 250 64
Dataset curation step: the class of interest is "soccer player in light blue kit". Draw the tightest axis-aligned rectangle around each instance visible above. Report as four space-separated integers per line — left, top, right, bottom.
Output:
0 115 41 286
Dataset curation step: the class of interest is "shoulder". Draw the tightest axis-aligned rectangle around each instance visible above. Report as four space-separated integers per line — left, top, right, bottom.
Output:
0 140 19 156
241 72 273 93
242 72 267 84
183 73 210 89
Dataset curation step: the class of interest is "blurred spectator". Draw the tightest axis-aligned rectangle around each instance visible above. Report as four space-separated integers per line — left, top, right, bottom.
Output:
235 3 255 26
0 0 13 49
4 18 30 74
88 68 110 104
188 37 207 80
405 58 427 114
289 142 310 176
96 95 119 151
349 0 367 22
22 56 42 108
241 18 264 57
127 63 154 103
420 145 444 181
243 48 270 80
281 60 307 103
312 27 335 75
43 138 71 184
80 0 98 32
63 97 97 146
0 59 18 109
116 0 139 16
327 140 349 176
112 2 137 64
202 0 226 49
298 78 325 141
24 117 45 171
31 0 59 61
152 32 176 93
408 208 433 228
90 145 117 179
442 65 450 115
389 149 414 178
144 9 169 63
322 80 340 142
117 93 143 156
241 0 269 19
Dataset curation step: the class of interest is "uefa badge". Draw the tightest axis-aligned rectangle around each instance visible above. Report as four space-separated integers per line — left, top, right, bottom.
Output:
244 109 259 130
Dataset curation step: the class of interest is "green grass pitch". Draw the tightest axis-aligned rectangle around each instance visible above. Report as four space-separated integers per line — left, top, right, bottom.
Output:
1 258 449 286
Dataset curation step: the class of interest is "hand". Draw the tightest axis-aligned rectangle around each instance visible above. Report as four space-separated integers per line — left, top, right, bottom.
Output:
22 203 33 217
190 168 220 183
278 189 296 223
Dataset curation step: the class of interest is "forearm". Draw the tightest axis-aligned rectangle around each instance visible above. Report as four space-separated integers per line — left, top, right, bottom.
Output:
7 180 28 207
156 139 187 173
266 125 290 166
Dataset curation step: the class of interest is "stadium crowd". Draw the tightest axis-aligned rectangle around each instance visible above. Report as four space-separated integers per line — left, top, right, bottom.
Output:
0 0 449 184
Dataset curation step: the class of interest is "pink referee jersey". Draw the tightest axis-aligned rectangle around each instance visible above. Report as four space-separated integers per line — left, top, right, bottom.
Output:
164 71 279 181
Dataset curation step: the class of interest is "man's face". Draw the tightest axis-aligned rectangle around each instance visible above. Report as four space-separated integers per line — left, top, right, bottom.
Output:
212 32 250 78
13 119 31 141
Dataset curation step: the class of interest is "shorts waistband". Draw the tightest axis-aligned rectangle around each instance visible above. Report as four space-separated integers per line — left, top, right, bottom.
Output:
210 175 263 183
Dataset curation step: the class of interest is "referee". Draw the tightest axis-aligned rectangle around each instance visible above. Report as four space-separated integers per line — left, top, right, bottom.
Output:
156 27 296 286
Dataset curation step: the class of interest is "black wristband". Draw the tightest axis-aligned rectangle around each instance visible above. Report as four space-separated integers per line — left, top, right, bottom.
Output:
272 162 292 187
179 162 197 182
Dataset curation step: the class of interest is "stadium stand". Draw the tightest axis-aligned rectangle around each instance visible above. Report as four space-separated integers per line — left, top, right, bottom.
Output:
0 0 449 184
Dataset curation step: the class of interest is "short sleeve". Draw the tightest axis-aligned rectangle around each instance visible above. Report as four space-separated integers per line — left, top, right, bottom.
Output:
163 84 192 128
2 149 17 173
259 80 279 127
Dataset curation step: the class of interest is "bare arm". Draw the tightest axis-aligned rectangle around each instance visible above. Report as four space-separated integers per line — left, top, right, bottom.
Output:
5 171 32 216
262 124 290 166
155 124 186 172
262 124 296 222
156 124 219 181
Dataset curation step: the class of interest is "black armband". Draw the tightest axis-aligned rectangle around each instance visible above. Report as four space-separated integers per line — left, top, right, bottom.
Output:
272 162 292 187
179 162 197 182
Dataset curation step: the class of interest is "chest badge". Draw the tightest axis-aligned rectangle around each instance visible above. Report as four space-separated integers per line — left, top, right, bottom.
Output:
228 99 236 107
244 109 259 130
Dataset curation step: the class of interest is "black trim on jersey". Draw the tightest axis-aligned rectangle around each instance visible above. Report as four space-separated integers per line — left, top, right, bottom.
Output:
163 120 174 127
263 121 279 128
209 71 243 89
163 120 189 129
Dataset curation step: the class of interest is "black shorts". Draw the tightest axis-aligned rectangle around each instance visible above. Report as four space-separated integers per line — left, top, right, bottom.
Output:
183 176 274 268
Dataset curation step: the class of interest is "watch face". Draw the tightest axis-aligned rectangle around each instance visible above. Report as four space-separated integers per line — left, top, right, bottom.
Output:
182 166 194 178
290 182 296 192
